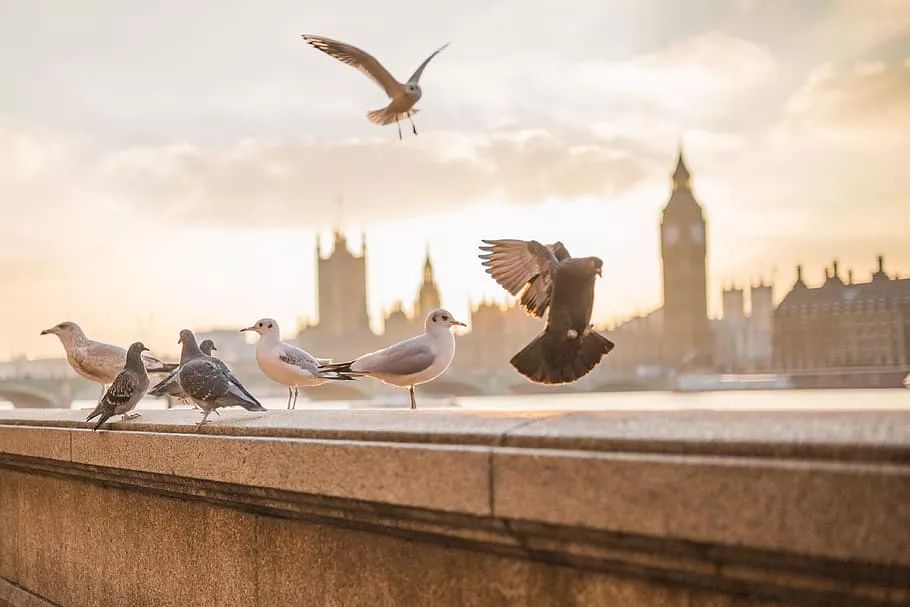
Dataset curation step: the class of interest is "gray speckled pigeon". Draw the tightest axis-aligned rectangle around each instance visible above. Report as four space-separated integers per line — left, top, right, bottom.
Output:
170 330 265 427
86 342 150 431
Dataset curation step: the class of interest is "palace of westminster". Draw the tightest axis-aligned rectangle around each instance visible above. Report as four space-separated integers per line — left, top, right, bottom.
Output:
5 148 907 392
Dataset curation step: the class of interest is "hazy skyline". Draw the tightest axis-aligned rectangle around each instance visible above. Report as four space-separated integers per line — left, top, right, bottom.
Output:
2 0 909 359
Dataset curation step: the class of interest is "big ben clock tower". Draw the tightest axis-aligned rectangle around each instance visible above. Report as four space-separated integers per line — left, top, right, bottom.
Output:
660 146 712 369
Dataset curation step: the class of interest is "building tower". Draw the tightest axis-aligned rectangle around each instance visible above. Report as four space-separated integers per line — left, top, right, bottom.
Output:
316 230 372 336
660 145 712 369
415 247 441 320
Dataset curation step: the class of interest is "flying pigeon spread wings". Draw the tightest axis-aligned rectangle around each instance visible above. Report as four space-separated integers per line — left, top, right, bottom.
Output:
407 42 450 84
303 35 402 98
479 239 570 318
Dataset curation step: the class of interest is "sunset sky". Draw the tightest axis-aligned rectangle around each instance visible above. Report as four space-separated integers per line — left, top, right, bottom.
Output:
2 0 909 360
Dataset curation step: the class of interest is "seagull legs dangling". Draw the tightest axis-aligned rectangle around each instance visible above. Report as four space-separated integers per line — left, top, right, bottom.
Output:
408 113 418 135
286 387 293 410
396 118 402 140
293 386 300 410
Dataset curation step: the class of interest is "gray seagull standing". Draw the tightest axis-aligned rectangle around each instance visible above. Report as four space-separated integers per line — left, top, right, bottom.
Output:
302 34 449 140
85 342 150 431
479 239 615 384
150 330 265 427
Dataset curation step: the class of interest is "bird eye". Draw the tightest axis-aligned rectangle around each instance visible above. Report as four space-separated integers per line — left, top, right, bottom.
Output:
267 323 273 329
258 322 263 327
442 315 449 321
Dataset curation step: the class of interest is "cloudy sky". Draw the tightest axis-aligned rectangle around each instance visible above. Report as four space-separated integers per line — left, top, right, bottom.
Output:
2 0 909 359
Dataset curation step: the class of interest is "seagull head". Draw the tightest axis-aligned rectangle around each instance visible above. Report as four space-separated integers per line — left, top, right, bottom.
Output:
426 309 466 334
405 82 422 99
40 321 81 339
240 318 279 336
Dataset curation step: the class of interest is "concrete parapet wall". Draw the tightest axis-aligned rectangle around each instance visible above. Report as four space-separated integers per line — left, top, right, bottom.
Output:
1 408 908 606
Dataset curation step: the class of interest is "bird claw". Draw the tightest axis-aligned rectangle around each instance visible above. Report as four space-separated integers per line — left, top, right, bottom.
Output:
122 413 141 421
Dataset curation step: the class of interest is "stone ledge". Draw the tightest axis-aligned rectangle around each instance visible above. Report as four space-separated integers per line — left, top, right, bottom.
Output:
1 408 909 605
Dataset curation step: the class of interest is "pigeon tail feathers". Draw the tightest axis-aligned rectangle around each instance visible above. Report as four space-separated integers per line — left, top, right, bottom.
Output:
511 330 615 385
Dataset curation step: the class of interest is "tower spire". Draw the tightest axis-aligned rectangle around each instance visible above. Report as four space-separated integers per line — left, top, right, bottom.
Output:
672 141 691 191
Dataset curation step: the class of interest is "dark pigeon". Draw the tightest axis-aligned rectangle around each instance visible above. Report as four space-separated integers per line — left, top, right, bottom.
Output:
170 330 265 427
479 239 615 384
86 342 150 430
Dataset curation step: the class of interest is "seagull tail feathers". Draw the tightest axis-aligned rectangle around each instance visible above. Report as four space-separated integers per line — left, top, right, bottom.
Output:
367 107 418 126
511 330 615 385
318 360 361 381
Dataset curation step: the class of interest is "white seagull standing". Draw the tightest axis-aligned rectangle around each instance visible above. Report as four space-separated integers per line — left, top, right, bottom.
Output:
241 318 341 409
302 34 449 140
40 321 176 400
320 309 466 409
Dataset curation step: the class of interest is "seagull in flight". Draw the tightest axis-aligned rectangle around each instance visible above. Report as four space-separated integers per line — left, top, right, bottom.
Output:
479 239 615 384
320 309 465 409
302 34 449 140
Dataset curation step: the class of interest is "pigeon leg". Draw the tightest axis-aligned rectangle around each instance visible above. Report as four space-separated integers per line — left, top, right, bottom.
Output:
292 387 299 410
196 410 211 429
409 386 416 410
287 387 293 410
408 113 418 135
396 118 402 140
122 412 141 421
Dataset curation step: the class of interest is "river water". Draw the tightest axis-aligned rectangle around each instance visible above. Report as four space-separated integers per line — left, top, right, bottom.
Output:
40 388 910 413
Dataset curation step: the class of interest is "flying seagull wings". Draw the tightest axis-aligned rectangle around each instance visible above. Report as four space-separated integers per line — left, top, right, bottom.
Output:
479 239 569 318
407 42 450 84
303 35 402 98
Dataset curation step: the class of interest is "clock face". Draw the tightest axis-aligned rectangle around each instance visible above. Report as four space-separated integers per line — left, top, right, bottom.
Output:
690 225 704 243
664 226 679 245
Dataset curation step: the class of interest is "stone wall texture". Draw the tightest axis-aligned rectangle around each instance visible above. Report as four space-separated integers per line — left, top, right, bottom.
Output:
1 408 908 606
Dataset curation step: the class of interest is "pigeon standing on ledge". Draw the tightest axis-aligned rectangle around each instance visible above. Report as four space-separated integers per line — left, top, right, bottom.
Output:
151 330 265 427
320 309 465 409
40 321 177 399
241 318 343 410
302 34 449 140
479 239 615 384
85 342 150 431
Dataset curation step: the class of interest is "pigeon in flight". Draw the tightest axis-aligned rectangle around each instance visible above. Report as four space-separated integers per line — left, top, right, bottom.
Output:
241 318 345 410
151 330 265 427
40 321 176 400
302 34 449 140
479 239 615 384
320 309 465 409
85 342 150 431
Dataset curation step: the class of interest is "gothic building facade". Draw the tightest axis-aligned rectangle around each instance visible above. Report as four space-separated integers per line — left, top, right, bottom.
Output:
773 257 910 370
315 231 371 337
